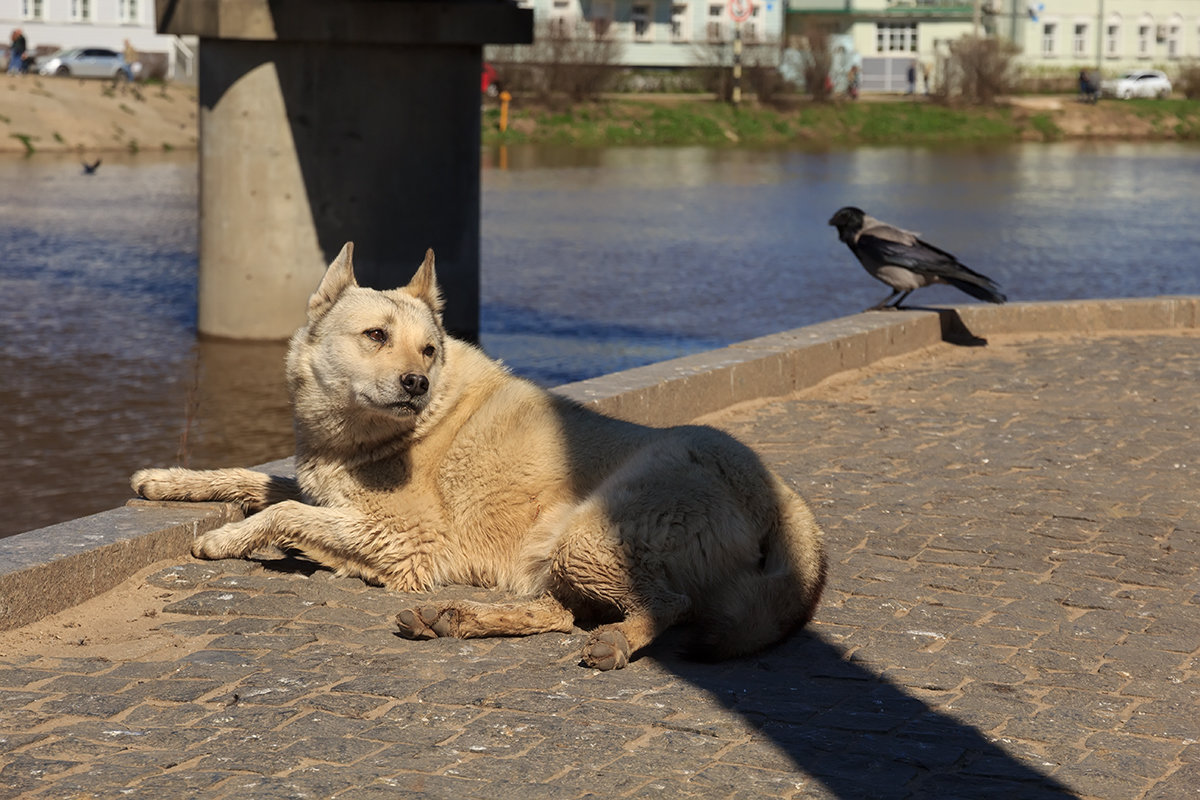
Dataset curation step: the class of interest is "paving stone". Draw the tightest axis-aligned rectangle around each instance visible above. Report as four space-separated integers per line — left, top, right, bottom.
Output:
3 332 1200 799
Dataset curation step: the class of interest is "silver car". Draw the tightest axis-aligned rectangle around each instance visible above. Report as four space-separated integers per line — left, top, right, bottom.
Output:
1101 69 1172 99
38 47 128 80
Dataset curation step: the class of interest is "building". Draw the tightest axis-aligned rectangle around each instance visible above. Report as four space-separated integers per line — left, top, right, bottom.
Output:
787 0 1200 92
508 0 789 67
1 0 195 80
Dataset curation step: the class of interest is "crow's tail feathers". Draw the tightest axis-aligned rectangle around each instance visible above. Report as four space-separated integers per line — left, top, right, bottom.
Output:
946 274 1007 304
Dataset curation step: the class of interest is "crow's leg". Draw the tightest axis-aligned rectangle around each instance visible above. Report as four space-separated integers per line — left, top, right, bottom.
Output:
888 290 913 309
867 289 901 311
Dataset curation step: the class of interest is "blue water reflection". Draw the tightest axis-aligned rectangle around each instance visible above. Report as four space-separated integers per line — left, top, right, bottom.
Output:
1 142 1198 535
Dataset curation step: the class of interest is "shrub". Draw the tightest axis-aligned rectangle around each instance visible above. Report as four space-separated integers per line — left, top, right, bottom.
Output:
488 20 625 105
1176 60 1200 99
938 35 1020 105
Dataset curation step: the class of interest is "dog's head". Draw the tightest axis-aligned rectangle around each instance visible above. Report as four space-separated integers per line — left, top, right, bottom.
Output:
290 244 446 429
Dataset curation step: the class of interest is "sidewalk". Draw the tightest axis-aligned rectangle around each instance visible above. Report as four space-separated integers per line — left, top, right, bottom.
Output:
1 302 1198 799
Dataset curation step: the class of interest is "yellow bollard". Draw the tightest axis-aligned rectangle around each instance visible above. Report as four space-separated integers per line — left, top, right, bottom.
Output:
499 91 511 132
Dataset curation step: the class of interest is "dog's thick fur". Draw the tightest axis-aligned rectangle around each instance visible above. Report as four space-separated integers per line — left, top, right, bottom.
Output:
133 245 826 669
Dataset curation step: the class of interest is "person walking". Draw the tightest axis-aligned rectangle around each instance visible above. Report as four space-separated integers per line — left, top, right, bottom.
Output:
906 60 916 95
122 39 140 81
8 28 27 75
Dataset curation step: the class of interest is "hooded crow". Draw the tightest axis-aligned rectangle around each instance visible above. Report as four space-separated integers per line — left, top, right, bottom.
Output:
828 206 1006 311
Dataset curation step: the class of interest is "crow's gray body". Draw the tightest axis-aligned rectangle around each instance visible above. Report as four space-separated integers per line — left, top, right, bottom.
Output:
828 206 1007 311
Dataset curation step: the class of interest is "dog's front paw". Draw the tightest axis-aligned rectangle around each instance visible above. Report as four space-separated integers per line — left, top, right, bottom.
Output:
396 605 461 640
582 628 631 670
131 468 185 501
192 520 254 560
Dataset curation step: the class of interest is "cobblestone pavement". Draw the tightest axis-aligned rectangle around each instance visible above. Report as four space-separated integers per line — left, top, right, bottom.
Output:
1 332 1198 799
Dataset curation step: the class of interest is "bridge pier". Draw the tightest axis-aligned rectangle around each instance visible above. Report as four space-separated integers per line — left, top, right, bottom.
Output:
157 1 532 341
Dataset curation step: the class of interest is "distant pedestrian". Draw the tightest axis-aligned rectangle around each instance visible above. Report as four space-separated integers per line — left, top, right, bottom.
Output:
922 62 931 95
122 39 140 81
848 65 860 100
8 28 27 75
906 60 916 95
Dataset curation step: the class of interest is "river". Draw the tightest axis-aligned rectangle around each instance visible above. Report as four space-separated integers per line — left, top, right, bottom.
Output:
1 141 1198 536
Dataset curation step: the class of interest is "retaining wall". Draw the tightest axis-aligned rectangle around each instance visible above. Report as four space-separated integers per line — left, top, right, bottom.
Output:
2 297 1196 631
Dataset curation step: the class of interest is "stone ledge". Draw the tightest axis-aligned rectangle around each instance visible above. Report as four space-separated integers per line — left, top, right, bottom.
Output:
0 502 243 631
554 297 1200 424
3 297 1196 630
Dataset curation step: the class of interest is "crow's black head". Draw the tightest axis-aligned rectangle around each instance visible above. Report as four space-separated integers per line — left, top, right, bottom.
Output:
828 206 865 244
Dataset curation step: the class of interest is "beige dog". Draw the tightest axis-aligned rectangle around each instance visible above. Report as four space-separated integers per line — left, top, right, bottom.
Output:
132 245 826 669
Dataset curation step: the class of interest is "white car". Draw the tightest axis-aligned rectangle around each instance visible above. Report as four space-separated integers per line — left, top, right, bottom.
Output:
37 47 128 80
1101 70 1172 99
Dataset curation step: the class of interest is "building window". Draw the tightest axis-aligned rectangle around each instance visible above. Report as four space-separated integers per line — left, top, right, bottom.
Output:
742 5 761 43
670 3 689 42
119 0 139 24
21 0 44 20
631 2 653 42
592 0 613 38
706 3 725 43
1041 22 1057 57
1105 19 1120 57
69 0 91 21
1167 18 1181 59
1073 22 1087 57
876 23 918 53
550 0 573 37
1137 22 1152 57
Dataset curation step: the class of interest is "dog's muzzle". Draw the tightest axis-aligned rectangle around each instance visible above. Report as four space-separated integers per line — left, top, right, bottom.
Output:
400 372 429 397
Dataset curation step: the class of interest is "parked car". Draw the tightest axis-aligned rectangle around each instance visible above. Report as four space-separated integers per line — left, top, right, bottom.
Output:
37 47 128 80
1101 70 1172 99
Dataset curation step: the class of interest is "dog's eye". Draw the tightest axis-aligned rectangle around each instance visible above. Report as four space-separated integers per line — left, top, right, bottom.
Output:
364 328 388 344
422 345 436 359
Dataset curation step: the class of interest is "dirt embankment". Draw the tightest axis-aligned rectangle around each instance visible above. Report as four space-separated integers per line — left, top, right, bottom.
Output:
0 73 198 154
2 72 1192 154
1005 94 1184 139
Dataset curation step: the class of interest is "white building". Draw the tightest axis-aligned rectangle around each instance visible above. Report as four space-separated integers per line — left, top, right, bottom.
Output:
510 0 789 66
788 0 1200 91
1 0 195 79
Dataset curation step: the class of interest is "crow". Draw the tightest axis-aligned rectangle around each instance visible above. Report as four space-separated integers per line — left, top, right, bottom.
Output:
828 206 1006 311
82 159 102 175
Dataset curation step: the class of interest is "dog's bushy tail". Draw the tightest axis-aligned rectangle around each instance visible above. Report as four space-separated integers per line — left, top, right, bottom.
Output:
687 480 827 662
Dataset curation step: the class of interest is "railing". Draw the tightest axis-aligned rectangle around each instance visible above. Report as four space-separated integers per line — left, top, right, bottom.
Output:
169 35 195 81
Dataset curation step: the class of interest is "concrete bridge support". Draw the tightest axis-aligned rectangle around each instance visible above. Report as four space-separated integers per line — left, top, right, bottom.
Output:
157 1 532 341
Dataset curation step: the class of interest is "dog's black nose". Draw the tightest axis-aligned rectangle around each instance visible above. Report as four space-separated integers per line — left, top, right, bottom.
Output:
401 372 429 397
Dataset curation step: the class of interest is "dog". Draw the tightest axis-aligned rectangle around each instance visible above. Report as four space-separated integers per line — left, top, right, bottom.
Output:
132 245 827 669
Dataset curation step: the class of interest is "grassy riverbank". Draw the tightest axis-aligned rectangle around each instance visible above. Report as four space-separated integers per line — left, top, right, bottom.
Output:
483 95 1200 148
3 73 1197 154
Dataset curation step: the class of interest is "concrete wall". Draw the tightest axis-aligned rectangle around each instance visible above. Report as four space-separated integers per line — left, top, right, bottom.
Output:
2 297 1197 631
158 0 533 342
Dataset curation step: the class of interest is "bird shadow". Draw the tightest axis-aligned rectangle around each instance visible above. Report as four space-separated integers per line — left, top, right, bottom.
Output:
863 306 989 347
935 308 989 347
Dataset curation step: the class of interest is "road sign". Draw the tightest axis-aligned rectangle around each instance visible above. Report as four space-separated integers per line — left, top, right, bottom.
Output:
728 0 753 24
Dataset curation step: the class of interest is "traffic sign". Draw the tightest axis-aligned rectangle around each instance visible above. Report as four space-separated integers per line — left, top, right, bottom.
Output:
728 0 753 24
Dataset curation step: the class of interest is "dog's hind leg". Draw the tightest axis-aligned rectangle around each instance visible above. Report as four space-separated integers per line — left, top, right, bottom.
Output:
578 587 692 670
547 508 694 670
396 595 576 640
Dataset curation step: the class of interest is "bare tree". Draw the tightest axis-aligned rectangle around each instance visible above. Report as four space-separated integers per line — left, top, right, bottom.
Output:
488 19 625 105
1176 60 1200 99
794 22 835 102
938 35 1020 105
690 38 785 104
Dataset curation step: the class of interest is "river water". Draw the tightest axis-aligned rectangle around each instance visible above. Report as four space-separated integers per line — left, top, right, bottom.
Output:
2 142 1198 537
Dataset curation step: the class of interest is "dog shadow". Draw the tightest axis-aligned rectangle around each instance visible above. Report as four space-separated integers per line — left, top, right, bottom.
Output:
640 630 1076 798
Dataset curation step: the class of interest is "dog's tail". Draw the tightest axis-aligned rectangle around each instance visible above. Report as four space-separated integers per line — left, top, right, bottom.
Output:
687 479 827 662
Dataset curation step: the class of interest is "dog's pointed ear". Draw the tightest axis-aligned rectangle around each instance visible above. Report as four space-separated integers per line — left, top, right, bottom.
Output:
308 242 357 322
406 248 445 319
